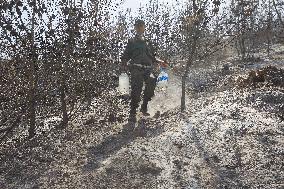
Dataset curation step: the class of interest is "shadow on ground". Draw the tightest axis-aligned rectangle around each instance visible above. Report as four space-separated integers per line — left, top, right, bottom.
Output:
83 119 164 172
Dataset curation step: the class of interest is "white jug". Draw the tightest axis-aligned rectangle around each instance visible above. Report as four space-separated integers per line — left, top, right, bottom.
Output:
157 69 169 88
118 73 130 95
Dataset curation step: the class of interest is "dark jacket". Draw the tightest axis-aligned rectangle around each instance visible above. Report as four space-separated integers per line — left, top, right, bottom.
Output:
121 35 157 68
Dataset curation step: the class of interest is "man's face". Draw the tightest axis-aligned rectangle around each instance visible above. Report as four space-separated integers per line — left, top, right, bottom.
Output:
135 24 145 35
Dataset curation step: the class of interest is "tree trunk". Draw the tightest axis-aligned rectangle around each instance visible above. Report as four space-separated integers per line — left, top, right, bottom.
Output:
59 0 75 128
272 0 284 26
240 36 246 61
181 28 199 112
267 0 272 57
267 36 271 57
60 79 68 128
181 75 186 111
28 0 37 138
235 40 240 57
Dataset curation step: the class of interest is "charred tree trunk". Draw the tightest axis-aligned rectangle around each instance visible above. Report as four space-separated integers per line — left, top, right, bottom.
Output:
272 0 284 26
59 0 76 128
28 0 37 138
60 51 69 128
267 0 272 57
60 77 68 128
181 75 186 112
181 28 199 112
239 34 246 61
180 1 202 112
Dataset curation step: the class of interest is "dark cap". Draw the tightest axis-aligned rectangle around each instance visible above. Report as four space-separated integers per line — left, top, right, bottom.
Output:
134 19 145 26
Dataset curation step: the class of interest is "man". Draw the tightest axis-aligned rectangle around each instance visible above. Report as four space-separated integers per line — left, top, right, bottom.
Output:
120 19 166 123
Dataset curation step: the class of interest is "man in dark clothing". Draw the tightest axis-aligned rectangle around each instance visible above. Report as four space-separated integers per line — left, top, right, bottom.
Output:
121 19 165 123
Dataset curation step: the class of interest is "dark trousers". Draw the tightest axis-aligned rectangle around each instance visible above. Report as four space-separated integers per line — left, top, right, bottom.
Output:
129 67 157 115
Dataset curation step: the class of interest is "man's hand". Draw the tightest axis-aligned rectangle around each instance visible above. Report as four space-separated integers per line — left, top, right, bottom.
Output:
157 59 169 69
120 63 128 73
160 60 169 68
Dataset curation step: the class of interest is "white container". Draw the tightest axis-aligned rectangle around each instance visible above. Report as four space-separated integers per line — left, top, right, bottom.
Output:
157 69 169 88
118 73 130 95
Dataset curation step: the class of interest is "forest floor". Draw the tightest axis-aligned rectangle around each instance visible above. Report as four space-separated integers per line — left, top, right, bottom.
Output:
1 44 284 189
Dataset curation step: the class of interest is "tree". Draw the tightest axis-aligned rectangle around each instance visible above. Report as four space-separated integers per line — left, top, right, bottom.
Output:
0 0 125 140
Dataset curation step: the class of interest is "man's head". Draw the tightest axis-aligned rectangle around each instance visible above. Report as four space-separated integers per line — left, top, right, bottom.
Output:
134 19 145 35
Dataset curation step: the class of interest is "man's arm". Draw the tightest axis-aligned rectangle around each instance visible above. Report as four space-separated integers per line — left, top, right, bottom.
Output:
120 39 132 71
147 41 169 68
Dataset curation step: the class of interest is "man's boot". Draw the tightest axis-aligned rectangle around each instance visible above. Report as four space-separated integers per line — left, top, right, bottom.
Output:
140 101 150 116
123 109 136 133
128 109 137 123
